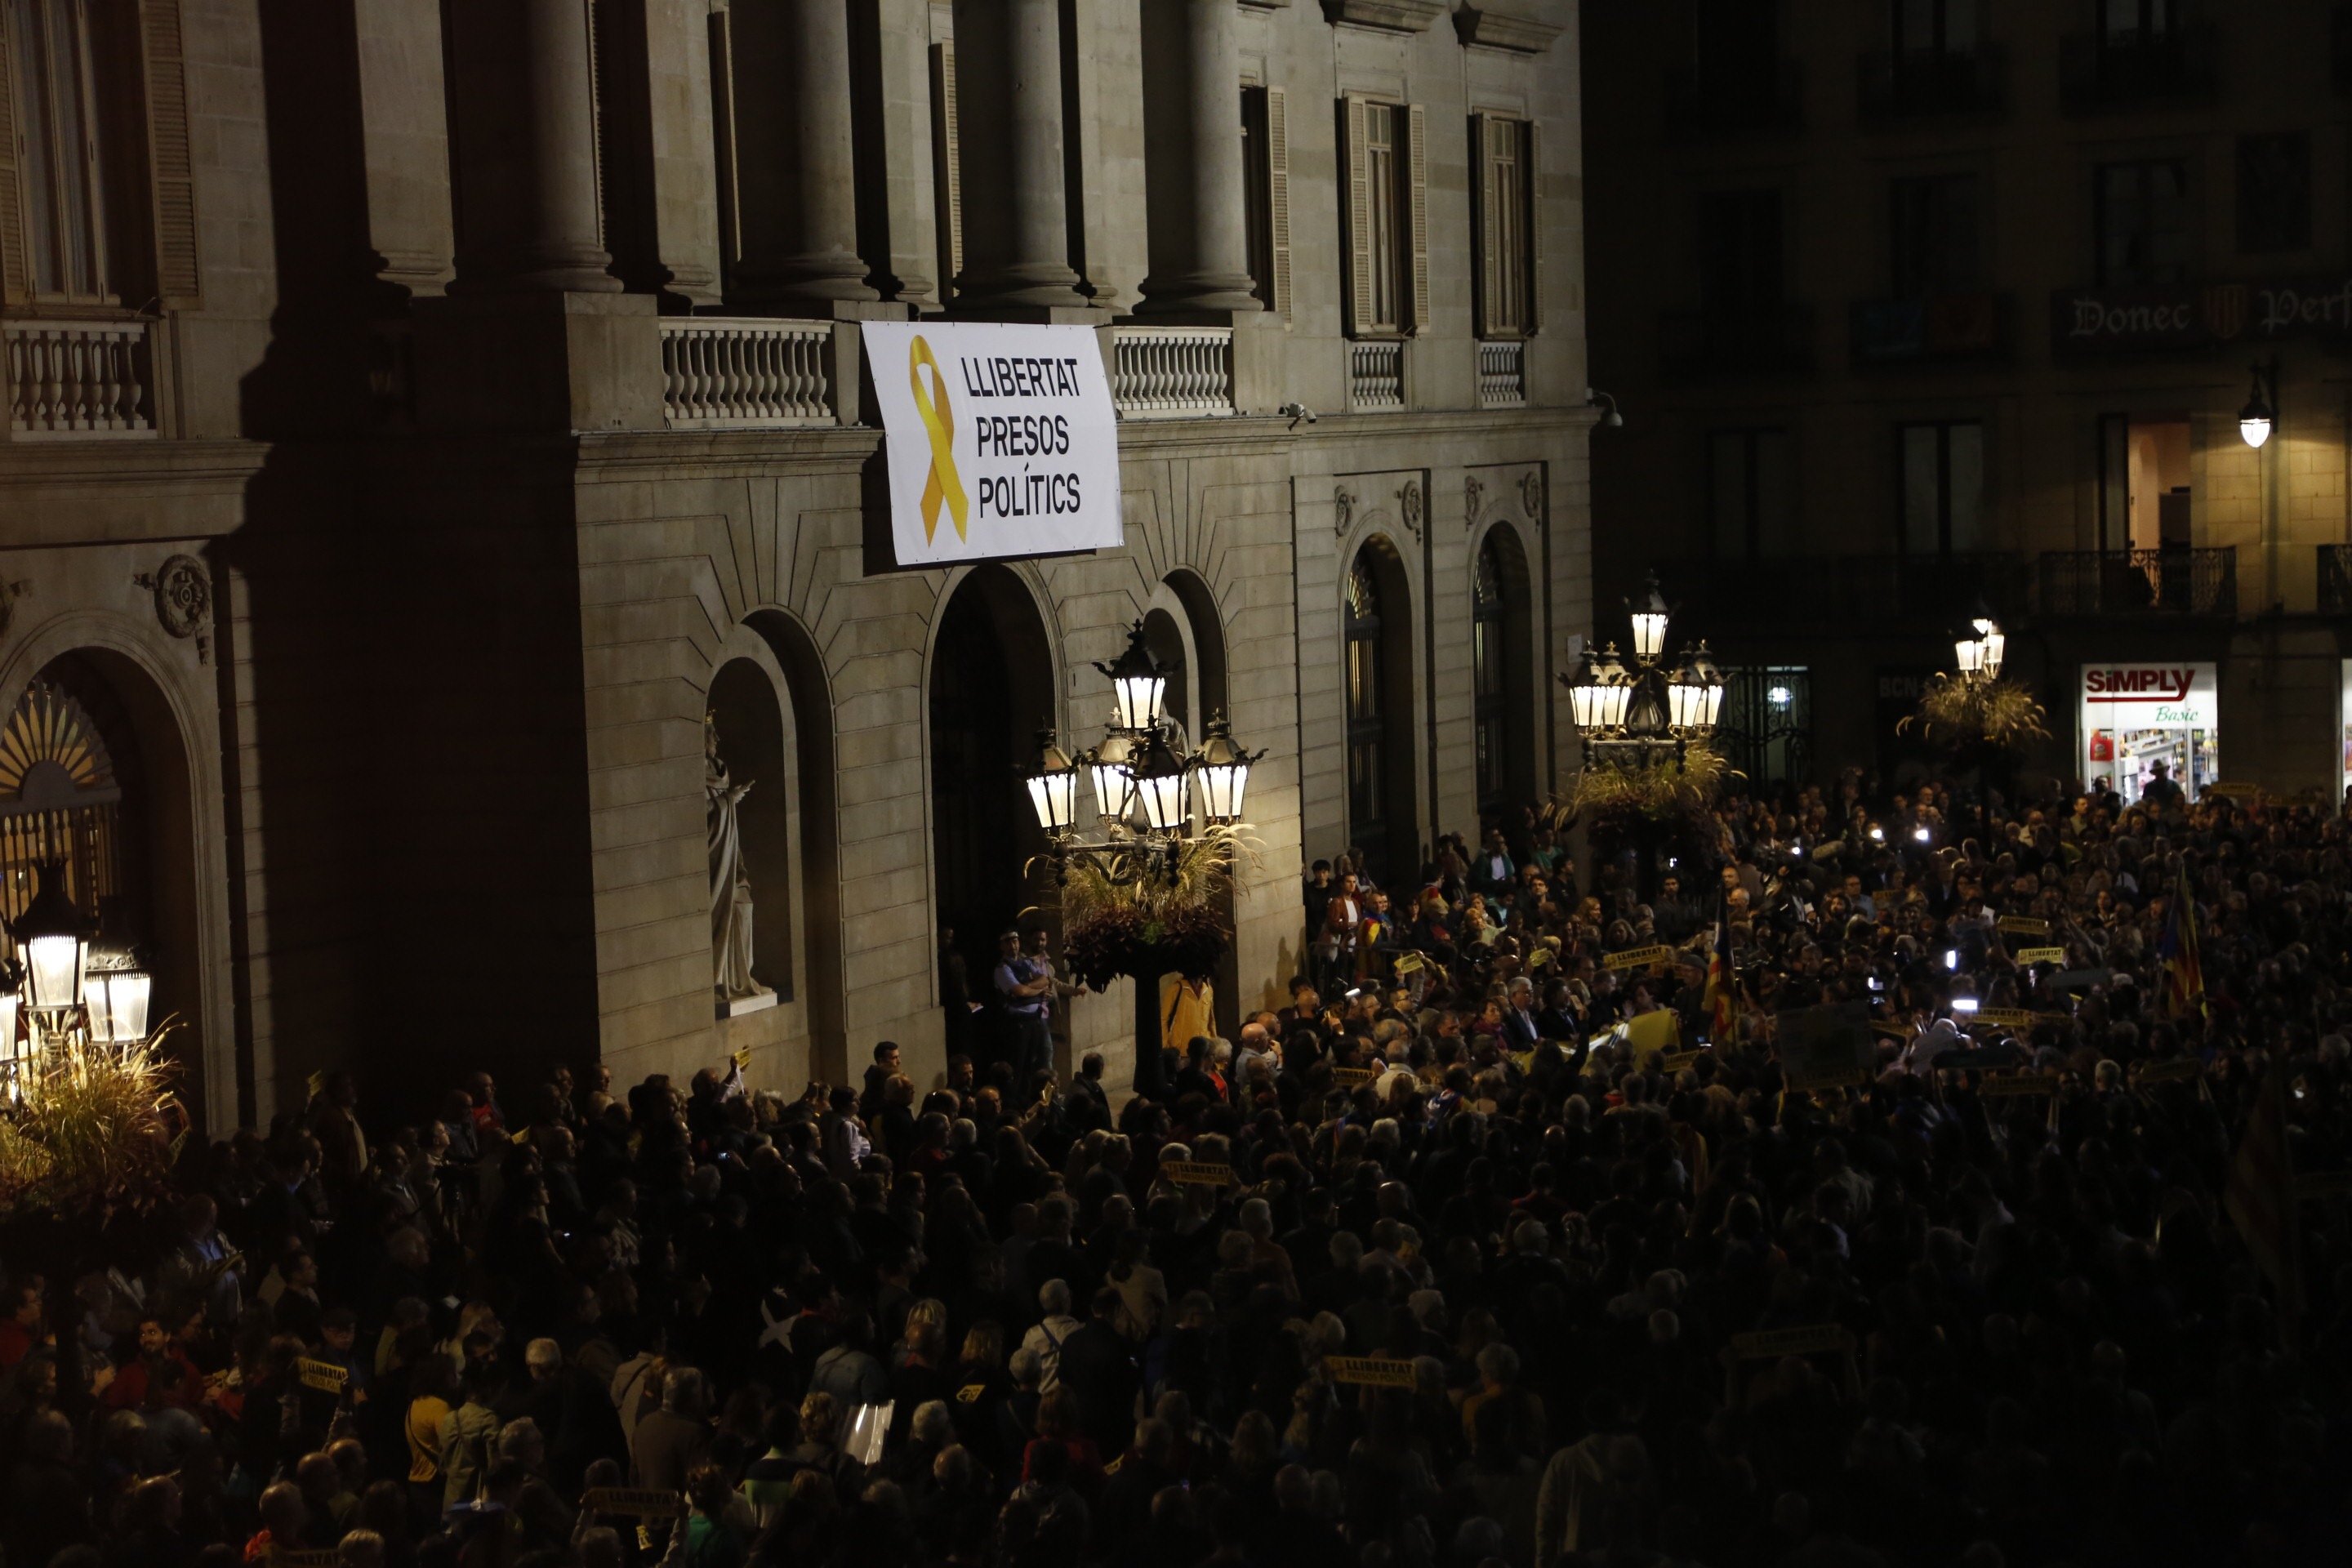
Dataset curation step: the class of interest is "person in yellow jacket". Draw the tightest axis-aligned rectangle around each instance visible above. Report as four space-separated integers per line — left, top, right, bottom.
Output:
1160 973 1214 1062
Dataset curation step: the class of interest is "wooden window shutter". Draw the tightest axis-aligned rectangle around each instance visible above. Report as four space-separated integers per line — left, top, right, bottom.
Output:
1265 84 1290 321
1405 102 1428 336
708 9 740 270
1472 113 1497 339
1525 118 1542 336
1342 93 1371 337
929 41 961 295
0 12 28 305
139 0 199 307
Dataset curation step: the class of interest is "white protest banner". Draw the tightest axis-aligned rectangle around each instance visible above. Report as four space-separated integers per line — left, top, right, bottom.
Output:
863 321 1122 566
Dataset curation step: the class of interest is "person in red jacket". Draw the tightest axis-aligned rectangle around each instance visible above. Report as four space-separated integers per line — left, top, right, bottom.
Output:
104 1314 203 1412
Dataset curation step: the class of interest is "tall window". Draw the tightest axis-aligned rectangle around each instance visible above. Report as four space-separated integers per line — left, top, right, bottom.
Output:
1343 96 1424 337
1708 428 1792 559
1899 420 1986 555
2237 133 2311 255
2096 159 2190 286
1698 188 1784 321
1241 87 1290 317
1345 558 1387 849
1890 172 1979 296
2100 0 2176 42
1365 105 1399 331
1474 114 1537 339
1891 0 1977 56
1472 539 1508 814
7 0 117 302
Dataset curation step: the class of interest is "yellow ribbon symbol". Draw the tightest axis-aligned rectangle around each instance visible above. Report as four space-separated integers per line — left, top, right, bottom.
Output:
909 336 969 542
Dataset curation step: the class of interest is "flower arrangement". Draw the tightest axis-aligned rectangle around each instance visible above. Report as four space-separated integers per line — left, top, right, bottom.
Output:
1566 743 1737 826
1899 674 2050 754
1040 825 1254 990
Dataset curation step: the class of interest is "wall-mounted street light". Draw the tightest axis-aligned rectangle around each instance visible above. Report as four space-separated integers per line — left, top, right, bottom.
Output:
2239 360 2277 450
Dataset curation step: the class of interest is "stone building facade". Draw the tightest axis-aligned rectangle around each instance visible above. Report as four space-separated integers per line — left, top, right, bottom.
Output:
0 0 1591 1128
1585 2 2351 804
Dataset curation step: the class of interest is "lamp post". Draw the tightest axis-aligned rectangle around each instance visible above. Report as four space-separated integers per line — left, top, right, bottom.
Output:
1559 571 1727 897
1952 607 2005 684
1561 572 1724 773
1021 620 1267 1099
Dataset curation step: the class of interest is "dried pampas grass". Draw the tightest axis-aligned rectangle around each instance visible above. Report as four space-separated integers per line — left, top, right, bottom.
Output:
1899 675 2051 753
0 1022 185 1222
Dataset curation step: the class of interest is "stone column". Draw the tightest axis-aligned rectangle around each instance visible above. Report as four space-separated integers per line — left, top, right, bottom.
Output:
448 0 617 292
952 0 1087 310
730 0 877 305
1137 0 1256 315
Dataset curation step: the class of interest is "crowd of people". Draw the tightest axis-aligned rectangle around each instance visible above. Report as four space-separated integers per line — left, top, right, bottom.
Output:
3 767 2350 1568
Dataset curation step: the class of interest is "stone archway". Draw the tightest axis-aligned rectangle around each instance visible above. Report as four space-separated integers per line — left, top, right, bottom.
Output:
1473 524 1538 822
928 566 1057 1067
1344 536 1419 884
0 648 209 1122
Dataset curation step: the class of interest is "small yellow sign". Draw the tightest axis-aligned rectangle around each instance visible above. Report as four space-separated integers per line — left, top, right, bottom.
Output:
2015 947 2065 964
1326 1356 1419 1388
1604 944 1673 972
296 1357 349 1394
1160 1160 1236 1187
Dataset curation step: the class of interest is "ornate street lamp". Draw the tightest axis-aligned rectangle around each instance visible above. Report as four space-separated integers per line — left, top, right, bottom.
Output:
1025 728 1081 837
1094 621 1169 733
1559 572 1722 771
7 859 90 1016
2238 362 2275 450
1953 608 2005 684
1193 715 1261 825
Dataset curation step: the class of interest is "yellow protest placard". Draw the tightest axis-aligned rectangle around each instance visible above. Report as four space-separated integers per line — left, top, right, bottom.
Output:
306 1071 326 1098
1659 1048 1706 1073
1528 946 1552 969
1731 1325 1850 1360
1968 1008 2038 1029
1331 1067 1378 1087
273 1551 343 1568
1160 1160 1236 1187
1625 1008 1680 1067
732 1045 751 1071
1604 944 1673 972
1996 915 2048 937
296 1358 348 1394
581 1488 688 1519
2132 1056 2204 1084
1393 951 1426 976
1326 1356 1418 1388
2015 947 2065 965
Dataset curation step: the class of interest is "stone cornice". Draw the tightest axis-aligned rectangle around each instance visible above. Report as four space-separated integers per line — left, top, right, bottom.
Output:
1452 3 1562 52
1321 0 1446 33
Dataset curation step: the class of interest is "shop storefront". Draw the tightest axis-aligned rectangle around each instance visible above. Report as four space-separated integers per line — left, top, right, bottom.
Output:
2080 662 2219 805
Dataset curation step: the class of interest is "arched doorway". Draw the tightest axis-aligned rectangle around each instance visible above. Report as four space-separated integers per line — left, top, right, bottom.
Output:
1472 528 1536 822
1140 608 1191 738
929 567 1057 1045
0 651 205 1117
1344 538 1418 884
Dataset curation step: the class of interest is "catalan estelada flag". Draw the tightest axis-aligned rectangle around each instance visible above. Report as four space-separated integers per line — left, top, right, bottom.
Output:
2155 866 2206 1019
1703 890 1735 1041
2223 1061 2301 1322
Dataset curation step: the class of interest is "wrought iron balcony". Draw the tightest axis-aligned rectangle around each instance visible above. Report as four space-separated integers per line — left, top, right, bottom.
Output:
1850 292 2010 366
1857 46 2009 121
1660 305 1816 383
2059 24 2217 113
2038 548 2236 618
1664 58 1804 139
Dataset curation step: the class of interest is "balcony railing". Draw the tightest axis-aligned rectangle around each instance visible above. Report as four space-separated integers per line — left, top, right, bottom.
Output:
1857 46 2009 120
658 318 834 429
1851 293 2009 366
1655 553 2029 639
2321 545 2352 615
1111 325 1232 418
1664 59 1804 138
1661 305 1815 382
1477 340 1526 408
2059 24 2217 112
1348 340 1404 410
4 318 156 439
2038 548 2236 617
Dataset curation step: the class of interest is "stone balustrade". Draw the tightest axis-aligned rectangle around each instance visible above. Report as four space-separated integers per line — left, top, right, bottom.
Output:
1477 339 1526 408
1111 325 1234 418
4 319 156 438
658 318 835 429
1348 339 1404 410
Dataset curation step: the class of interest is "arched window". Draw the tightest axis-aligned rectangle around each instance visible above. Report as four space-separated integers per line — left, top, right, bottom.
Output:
1473 537 1508 814
0 661 136 957
1344 556 1385 853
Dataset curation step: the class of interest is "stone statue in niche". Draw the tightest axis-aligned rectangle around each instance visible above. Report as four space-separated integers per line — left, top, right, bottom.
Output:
706 711 770 1005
